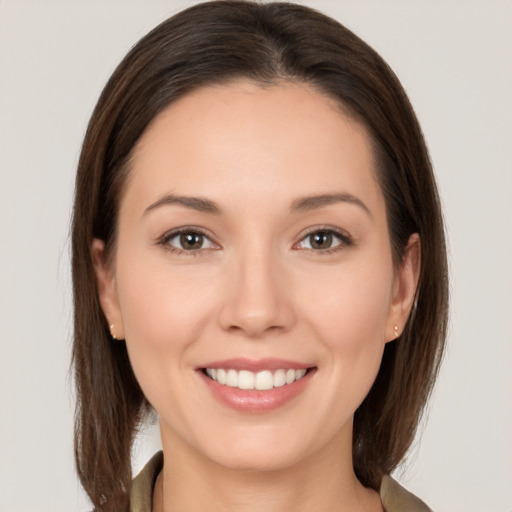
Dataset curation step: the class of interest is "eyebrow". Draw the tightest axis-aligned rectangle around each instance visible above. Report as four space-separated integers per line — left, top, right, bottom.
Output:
290 193 372 217
144 194 221 216
143 192 371 217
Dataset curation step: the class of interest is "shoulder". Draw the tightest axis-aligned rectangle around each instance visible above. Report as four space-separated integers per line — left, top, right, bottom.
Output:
380 475 433 512
130 451 164 512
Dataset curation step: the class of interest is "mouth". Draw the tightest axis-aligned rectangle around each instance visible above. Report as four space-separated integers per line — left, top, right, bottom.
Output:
202 367 310 391
197 359 316 413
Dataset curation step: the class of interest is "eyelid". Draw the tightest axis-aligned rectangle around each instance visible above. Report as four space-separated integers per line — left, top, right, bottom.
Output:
293 226 353 252
156 226 220 253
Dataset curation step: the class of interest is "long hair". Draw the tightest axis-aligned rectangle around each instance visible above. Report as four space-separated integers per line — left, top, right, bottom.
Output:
71 1 448 509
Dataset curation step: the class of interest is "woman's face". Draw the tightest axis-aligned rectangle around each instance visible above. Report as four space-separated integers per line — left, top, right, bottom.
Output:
94 80 418 472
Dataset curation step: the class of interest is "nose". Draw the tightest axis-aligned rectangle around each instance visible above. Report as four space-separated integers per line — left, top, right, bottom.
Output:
218 247 295 338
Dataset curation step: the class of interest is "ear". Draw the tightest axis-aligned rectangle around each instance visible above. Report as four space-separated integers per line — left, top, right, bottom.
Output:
386 233 421 342
91 239 125 340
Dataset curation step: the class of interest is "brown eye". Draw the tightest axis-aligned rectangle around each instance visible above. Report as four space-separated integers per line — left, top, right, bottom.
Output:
296 229 349 252
164 230 216 252
309 231 333 250
180 232 204 250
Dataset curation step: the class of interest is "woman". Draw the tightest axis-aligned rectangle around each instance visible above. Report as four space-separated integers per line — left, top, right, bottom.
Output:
72 1 448 511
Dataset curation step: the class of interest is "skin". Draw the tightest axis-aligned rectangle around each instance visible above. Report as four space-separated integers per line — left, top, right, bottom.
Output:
93 80 420 512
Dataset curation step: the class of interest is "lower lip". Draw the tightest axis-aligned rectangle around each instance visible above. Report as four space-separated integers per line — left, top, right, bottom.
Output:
199 370 315 413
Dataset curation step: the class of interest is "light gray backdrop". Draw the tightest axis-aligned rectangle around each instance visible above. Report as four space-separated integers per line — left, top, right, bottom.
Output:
1 1 511 511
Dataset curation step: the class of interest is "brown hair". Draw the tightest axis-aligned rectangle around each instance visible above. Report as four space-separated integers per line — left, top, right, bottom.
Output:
72 1 448 509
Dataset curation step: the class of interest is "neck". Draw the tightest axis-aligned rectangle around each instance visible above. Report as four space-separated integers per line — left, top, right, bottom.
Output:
153 427 382 512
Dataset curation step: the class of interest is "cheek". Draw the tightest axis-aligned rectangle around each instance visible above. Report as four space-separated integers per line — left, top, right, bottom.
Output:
113 251 216 397
298 254 394 386
113 260 222 433
116 244 218 342
302 258 393 339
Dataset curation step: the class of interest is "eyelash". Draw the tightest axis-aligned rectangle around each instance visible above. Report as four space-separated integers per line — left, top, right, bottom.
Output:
156 226 353 256
294 226 353 255
157 227 217 256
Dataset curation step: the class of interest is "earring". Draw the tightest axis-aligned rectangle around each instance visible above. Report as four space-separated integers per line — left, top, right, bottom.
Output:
394 325 399 338
109 324 117 340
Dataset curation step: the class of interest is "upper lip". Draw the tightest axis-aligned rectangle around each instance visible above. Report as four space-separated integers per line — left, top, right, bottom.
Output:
197 358 314 372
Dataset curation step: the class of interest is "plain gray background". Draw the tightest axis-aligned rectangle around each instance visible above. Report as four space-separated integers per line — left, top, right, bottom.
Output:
1 1 511 511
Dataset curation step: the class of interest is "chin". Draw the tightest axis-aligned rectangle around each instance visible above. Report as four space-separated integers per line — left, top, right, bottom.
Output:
191 424 322 474
208 446 304 474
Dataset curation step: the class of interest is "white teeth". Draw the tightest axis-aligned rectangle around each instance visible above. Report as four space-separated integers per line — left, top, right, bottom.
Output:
226 369 238 387
216 368 226 385
205 367 308 390
273 369 286 387
238 370 255 390
255 370 273 390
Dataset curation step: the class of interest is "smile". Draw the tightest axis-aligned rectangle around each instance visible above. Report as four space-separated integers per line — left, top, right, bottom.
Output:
198 358 316 412
204 368 307 390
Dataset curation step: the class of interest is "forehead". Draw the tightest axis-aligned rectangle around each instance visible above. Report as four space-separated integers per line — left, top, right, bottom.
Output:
124 80 384 217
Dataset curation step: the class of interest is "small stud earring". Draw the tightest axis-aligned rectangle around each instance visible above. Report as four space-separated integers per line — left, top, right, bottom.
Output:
394 325 399 338
109 324 117 340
